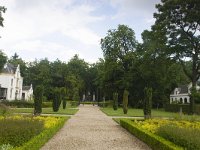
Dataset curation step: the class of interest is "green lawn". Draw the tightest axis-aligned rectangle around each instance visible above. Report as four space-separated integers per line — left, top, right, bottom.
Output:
101 107 180 118
11 107 78 115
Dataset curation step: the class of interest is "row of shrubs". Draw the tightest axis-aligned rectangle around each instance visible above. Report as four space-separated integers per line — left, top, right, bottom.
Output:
0 99 114 108
79 100 113 107
165 104 200 114
120 119 183 150
0 100 54 108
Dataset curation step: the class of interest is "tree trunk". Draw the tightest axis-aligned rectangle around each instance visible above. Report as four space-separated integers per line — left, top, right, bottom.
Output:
190 54 198 114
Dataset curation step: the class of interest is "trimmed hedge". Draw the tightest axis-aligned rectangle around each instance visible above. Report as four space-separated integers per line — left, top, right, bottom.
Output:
78 100 113 107
14 117 68 150
120 119 183 150
1 100 33 108
165 104 200 114
0 100 52 108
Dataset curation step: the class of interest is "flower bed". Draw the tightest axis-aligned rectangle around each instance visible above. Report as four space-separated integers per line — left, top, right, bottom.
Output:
0 115 68 150
120 119 183 150
121 118 200 150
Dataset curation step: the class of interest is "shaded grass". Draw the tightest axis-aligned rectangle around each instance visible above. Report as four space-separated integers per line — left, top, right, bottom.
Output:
101 107 181 118
11 108 78 115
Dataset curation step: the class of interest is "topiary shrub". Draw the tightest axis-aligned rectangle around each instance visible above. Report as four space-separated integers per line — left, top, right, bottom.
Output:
123 89 129 114
143 87 152 119
52 88 62 112
60 87 67 109
113 92 118 110
34 85 44 115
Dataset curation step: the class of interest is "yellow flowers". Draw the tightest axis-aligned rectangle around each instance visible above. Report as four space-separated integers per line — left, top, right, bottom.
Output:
0 115 62 129
34 116 61 128
134 119 200 133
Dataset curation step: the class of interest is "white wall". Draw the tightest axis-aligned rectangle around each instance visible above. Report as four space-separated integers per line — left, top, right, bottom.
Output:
0 65 23 101
22 87 33 101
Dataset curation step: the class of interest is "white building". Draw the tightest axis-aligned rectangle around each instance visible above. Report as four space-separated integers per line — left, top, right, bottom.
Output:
22 84 33 101
170 82 200 104
0 63 33 101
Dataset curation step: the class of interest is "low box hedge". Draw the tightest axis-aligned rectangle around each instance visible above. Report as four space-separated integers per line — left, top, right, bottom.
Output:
165 104 200 114
14 117 69 150
14 116 69 150
120 119 183 150
0 100 34 108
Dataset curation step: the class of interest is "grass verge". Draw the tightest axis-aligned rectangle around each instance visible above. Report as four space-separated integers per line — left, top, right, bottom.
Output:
101 107 196 118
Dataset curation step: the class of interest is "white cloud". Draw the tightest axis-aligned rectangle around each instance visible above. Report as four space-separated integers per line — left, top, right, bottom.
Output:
110 0 160 23
0 0 104 62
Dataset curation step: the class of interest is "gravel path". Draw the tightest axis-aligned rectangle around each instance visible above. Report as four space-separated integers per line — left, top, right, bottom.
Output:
41 105 151 150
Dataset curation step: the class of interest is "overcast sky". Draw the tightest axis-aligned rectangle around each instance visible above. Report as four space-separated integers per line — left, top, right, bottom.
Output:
0 0 160 63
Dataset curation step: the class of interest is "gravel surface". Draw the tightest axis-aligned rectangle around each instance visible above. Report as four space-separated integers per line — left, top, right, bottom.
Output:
41 105 151 150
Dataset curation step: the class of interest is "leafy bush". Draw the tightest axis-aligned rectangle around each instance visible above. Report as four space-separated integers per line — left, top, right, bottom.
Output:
156 124 200 150
0 100 33 108
120 119 183 150
143 87 152 119
0 118 44 147
113 92 118 110
34 85 44 115
123 90 129 114
52 88 62 112
165 104 200 114
62 100 67 109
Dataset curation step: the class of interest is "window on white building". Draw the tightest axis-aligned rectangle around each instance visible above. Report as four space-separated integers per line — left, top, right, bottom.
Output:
180 98 183 103
184 98 188 103
10 89 12 98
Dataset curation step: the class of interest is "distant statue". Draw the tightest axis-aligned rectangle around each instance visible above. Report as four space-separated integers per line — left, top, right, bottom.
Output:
82 94 85 105
93 93 95 106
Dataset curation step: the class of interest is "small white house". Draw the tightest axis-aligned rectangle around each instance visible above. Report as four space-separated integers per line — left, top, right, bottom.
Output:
170 82 200 104
0 63 33 101
22 84 33 101
0 63 23 100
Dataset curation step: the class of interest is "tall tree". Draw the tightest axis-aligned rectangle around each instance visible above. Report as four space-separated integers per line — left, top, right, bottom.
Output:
101 24 137 91
8 53 27 77
153 0 200 113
